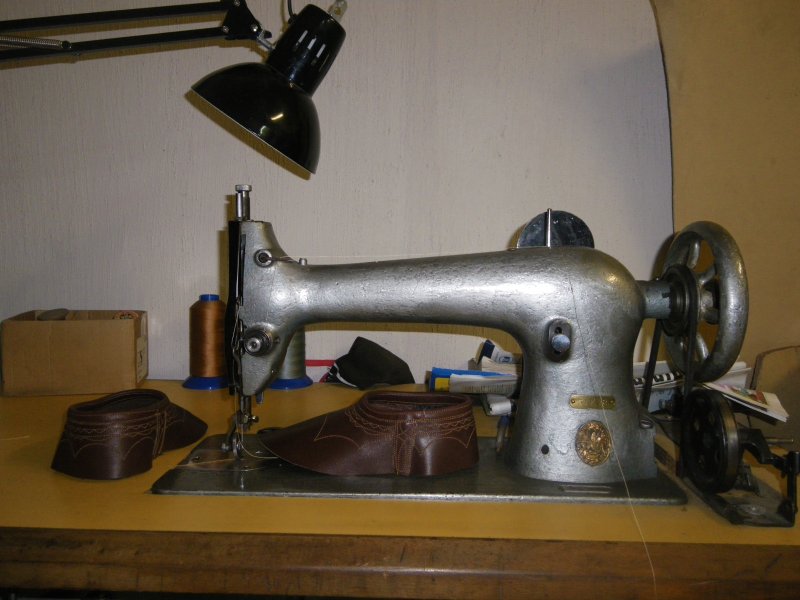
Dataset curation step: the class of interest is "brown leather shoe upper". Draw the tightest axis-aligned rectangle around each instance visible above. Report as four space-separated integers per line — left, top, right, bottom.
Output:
51 389 207 480
259 391 479 476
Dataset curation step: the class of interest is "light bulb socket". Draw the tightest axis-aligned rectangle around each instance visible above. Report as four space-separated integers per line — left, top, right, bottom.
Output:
267 4 346 96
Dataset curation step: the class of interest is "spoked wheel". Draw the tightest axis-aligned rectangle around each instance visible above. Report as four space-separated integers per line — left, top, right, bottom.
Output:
660 221 748 383
681 388 741 493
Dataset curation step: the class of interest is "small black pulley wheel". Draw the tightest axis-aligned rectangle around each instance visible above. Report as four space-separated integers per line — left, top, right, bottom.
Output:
660 221 748 382
681 388 741 494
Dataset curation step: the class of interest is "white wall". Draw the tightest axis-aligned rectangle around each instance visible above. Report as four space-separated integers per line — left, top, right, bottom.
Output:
0 0 672 384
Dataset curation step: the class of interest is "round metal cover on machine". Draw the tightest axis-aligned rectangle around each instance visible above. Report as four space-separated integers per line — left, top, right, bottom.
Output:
516 210 595 249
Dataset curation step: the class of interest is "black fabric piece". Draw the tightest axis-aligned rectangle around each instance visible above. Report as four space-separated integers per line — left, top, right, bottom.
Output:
325 337 414 389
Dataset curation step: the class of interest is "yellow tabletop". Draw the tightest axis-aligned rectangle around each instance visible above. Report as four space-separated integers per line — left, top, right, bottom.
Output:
1 380 798 548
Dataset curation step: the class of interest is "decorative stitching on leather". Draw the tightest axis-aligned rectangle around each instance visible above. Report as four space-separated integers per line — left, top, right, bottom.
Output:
348 403 476 439
348 402 477 475
58 409 163 460
299 394 479 476
312 414 364 448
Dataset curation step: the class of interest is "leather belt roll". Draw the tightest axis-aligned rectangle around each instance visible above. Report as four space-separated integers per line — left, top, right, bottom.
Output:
259 391 479 476
51 389 207 480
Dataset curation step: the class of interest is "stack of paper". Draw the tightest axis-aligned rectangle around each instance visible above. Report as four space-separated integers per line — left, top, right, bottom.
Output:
704 382 789 422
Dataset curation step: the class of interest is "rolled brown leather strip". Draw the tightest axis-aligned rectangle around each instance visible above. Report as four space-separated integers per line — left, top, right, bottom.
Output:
51 389 207 480
259 391 479 476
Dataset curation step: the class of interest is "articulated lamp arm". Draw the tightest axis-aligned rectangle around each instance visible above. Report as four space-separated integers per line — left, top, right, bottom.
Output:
0 1 270 62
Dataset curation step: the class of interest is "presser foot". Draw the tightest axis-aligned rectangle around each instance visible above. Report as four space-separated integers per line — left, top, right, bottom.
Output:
170 433 275 474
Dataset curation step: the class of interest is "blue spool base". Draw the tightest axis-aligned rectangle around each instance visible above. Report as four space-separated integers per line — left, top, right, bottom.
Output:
183 375 228 391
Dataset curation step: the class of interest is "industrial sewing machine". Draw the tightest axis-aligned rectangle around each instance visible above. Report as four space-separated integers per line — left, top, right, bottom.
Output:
152 183 753 503
2 1 787 513
3 0 785 514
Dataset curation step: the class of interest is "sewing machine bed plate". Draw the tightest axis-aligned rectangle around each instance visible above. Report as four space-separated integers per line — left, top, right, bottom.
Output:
152 435 687 505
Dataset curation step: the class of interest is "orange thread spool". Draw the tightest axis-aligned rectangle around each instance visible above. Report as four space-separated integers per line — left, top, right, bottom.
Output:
183 294 227 390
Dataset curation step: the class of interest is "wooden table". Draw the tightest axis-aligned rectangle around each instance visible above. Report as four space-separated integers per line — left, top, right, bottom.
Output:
2 381 800 598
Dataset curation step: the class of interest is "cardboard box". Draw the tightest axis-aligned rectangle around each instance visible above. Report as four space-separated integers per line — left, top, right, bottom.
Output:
1 310 148 395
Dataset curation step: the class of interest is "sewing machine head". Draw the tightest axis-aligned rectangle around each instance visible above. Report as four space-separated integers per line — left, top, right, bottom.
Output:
225 186 748 485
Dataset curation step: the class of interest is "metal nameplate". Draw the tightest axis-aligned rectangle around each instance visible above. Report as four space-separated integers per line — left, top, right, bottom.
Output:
569 395 616 410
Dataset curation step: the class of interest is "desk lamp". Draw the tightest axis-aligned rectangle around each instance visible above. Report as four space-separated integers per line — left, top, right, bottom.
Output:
0 0 347 173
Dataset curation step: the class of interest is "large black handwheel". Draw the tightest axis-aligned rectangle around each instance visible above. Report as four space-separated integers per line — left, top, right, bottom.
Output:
660 221 748 383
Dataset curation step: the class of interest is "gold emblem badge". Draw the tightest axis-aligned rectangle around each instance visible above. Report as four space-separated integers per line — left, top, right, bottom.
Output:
575 421 612 466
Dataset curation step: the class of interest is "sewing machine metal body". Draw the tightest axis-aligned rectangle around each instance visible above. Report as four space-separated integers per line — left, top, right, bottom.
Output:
154 202 747 505
233 219 674 484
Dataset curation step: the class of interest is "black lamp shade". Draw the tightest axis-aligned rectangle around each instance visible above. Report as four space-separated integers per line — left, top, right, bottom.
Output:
193 62 320 172
191 4 345 174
